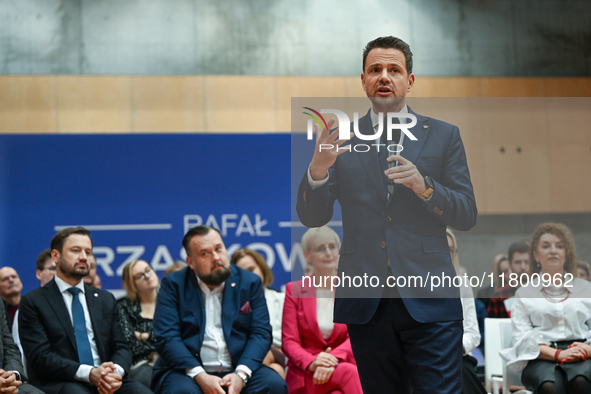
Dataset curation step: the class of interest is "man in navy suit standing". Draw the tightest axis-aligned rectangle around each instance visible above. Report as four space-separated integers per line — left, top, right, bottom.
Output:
297 36 477 393
152 225 287 394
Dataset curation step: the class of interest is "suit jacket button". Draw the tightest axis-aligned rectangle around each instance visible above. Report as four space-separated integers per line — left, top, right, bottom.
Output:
386 216 392 222
380 241 386 248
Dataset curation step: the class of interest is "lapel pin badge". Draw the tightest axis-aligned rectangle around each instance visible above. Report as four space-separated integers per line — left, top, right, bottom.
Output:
231 283 236 287
94 293 99 297
423 125 429 129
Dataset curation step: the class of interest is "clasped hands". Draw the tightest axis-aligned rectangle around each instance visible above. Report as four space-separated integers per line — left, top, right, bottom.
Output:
307 347 338 386
89 362 122 394
557 342 591 364
134 331 150 341
0 369 22 394
194 371 244 394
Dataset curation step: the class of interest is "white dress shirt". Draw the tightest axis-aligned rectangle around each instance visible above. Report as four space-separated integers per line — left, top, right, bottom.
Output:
264 288 285 348
460 284 480 354
369 103 409 148
11 309 23 364
500 277 591 372
316 289 335 340
54 276 124 381
186 277 252 379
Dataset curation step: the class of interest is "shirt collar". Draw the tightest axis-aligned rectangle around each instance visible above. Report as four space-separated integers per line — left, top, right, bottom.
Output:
370 104 408 130
528 273 572 294
55 275 85 294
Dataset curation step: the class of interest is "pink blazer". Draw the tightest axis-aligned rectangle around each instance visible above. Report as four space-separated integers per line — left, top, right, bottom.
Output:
282 280 356 392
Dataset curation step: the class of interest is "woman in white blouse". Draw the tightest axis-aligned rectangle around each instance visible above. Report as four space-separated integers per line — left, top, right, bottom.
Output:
447 229 486 394
501 222 591 394
231 248 286 378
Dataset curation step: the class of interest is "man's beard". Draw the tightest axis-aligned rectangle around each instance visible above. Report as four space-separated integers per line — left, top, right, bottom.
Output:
368 96 404 113
198 264 232 287
59 257 89 280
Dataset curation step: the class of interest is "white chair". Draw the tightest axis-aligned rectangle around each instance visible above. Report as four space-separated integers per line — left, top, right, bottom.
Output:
485 318 509 393
499 319 532 394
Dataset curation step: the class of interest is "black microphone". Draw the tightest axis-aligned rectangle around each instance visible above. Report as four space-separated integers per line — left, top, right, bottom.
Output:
386 118 401 193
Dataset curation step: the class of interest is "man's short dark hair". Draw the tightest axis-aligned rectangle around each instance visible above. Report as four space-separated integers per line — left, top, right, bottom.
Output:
362 36 413 74
182 225 222 257
36 249 52 270
577 262 590 278
51 227 92 253
508 241 529 263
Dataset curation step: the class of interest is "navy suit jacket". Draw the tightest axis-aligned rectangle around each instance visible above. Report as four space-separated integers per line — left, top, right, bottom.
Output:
297 107 477 325
0 301 25 376
152 265 272 389
19 279 132 385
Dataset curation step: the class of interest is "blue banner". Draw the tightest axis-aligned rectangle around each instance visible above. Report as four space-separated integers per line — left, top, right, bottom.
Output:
0 133 336 295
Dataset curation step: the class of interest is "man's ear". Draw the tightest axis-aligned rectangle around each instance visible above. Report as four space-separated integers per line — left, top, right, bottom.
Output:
361 72 367 94
51 249 60 264
406 73 415 93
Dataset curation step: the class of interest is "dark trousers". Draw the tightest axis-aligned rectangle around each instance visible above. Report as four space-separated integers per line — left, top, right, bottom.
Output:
347 295 463 394
156 365 287 394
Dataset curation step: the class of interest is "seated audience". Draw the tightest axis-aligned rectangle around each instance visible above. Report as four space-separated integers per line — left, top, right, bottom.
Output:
282 226 362 394
477 254 509 308
446 229 486 394
0 267 22 331
231 249 286 378
577 262 590 281
83 254 102 288
118 260 160 389
500 222 591 394
19 227 153 394
152 225 287 394
36 249 56 286
487 240 530 318
579 260 591 279
163 260 187 276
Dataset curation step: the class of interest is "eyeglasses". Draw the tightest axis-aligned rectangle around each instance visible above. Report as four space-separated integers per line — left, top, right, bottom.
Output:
312 243 339 255
133 267 153 281
43 266 57 272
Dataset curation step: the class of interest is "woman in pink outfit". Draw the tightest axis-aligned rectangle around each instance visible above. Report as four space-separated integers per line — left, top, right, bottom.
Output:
282 226 363 394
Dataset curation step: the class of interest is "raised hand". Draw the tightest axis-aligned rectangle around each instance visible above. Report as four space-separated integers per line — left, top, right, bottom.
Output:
309 119 353 181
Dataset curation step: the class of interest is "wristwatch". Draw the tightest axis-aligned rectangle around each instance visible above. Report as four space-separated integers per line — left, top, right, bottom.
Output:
416 176 434 199
12 371 21 381
235 370 249 385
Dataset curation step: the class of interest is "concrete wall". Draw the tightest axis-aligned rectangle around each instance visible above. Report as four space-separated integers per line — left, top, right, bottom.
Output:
1 0 590 76
1 1 590 282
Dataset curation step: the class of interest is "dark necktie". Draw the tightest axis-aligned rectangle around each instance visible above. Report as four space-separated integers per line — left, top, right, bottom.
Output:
380 117 401 194
67 287 94 365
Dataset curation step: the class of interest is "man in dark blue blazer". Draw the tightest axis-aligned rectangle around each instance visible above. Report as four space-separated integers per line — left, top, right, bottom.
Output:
19 227 153 394
152 225 287 394
297 36 477 393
